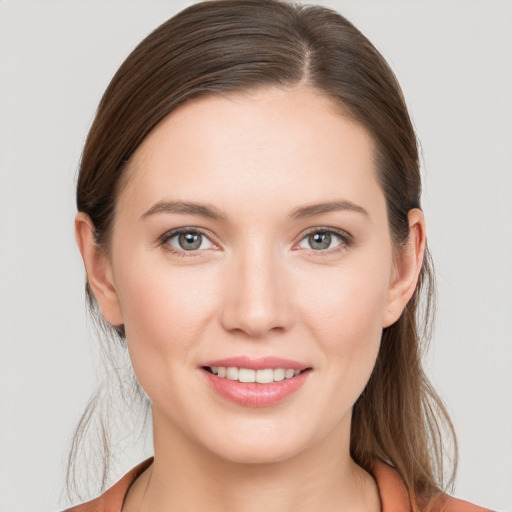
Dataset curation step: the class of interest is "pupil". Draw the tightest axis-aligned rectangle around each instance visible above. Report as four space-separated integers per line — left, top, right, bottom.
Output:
310 232 331 250
179 232 201 250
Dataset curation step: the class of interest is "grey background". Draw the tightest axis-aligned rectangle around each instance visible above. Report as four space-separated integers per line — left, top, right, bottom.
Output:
0 1 511 511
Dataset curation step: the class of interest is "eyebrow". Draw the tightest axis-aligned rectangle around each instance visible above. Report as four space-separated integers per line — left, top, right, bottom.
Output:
141 200 229 221
140 199 368 222
287 200 369 220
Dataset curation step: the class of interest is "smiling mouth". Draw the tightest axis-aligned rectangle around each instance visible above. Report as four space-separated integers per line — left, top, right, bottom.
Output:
202 366 308 383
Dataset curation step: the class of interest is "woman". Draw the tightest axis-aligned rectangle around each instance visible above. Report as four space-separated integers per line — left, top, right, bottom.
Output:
65 1 492 511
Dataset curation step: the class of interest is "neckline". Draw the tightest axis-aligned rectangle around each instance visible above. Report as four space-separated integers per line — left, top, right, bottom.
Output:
118 456 411 512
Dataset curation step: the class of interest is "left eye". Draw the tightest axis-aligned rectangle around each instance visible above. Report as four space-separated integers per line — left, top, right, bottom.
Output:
297 231 343 251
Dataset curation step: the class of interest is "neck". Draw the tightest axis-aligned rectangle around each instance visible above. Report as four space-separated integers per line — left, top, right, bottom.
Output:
123 413 380 512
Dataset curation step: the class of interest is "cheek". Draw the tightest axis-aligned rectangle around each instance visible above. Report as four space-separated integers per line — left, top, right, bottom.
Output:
302 259 391 343
298 255 391 394
113 256 219 368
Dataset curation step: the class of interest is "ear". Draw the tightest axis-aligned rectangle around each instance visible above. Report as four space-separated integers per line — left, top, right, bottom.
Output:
382 208 426 328
74 212 124 326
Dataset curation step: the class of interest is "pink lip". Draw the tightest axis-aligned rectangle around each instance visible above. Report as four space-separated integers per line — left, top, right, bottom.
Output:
200 357 311 408
202 356 308 371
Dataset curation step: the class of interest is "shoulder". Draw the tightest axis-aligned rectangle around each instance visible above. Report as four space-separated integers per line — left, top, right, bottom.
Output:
63 458 154 512
427 494 495 512
370 460 495 512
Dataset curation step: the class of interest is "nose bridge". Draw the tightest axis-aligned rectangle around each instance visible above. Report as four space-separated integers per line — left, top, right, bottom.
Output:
220 235 293 337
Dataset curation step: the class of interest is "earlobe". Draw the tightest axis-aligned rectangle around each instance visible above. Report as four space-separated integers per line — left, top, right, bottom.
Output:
382 209 426 328
74 212 124 326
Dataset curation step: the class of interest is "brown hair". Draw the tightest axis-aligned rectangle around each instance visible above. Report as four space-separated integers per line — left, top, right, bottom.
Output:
69 0 457 508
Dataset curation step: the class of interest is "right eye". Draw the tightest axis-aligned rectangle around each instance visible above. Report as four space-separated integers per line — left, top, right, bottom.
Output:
161 229 215 256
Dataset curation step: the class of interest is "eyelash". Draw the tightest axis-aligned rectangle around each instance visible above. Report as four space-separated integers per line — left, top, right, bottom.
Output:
158 227 353 258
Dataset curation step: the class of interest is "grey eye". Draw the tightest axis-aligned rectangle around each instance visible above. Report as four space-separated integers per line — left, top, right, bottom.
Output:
298 231 342 251
167 231 214 251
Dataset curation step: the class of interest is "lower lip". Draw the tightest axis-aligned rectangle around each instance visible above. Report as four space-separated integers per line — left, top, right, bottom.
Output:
202 369 310 408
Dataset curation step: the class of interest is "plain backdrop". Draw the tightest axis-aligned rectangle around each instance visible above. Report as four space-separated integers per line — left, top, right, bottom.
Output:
0 1 511 511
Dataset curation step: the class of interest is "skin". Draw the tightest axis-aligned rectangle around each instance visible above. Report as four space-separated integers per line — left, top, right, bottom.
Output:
76 85 425 512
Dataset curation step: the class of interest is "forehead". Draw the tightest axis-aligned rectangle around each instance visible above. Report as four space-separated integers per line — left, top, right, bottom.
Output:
119 86 383 219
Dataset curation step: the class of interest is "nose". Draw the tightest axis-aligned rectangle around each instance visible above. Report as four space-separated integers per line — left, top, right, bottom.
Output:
219 241 295 338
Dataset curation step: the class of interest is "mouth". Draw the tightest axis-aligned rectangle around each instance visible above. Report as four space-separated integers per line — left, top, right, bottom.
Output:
200 358 312 407
202 366 305 383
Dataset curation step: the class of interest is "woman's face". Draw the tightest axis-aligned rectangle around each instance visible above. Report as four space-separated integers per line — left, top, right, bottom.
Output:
98 86 410 463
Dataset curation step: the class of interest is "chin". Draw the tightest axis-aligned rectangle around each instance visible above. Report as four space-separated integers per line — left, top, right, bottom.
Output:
212 441 302 465
199 423 317 465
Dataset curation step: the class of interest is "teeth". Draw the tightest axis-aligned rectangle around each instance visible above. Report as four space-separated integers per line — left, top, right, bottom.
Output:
209 366 302 383
239 368 256 382
273 368 285 381
256 369 273 384
226 367 239 380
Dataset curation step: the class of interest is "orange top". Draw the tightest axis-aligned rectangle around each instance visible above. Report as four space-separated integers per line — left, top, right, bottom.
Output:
64 457 493 512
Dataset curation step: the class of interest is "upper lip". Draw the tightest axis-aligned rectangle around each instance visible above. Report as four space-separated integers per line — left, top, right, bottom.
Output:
201 356 309 371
